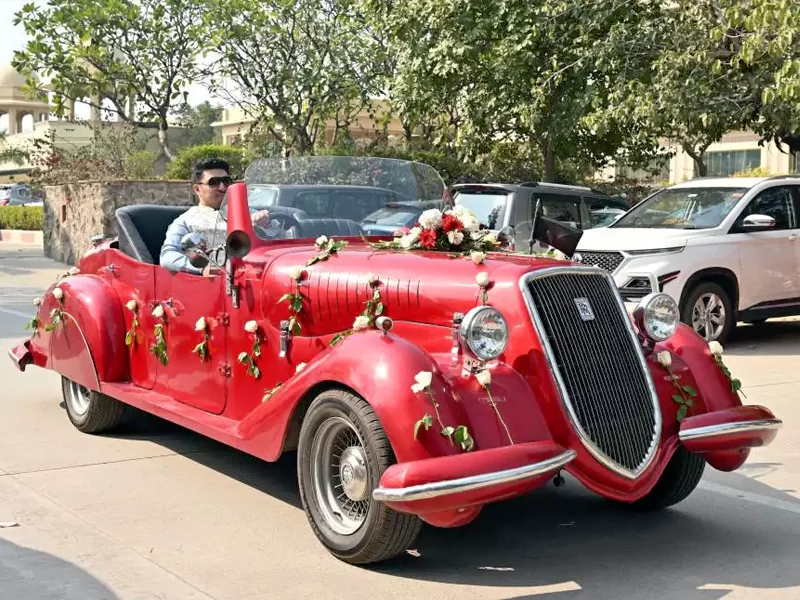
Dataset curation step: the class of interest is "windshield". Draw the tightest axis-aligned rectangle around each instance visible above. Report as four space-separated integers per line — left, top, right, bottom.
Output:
612 187 746 229
240 156 446 241
452 190 508 230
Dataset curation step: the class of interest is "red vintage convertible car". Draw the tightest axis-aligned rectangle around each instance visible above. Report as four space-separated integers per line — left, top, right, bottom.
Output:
9 156 782 565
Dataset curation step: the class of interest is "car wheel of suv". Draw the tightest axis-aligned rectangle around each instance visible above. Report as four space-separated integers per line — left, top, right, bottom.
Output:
630 446 705 511
681 282 734 343
61 376 127 433
297 388 422 564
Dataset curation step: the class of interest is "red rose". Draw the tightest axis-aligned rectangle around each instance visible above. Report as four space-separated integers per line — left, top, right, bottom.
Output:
419 229 437 249
441 214 462 232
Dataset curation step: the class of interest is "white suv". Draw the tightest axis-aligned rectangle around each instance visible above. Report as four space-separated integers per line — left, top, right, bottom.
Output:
574 176 800 342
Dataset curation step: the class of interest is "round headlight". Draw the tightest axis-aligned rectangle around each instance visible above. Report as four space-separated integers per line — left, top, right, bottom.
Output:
634 292 679 342
459 306 509 361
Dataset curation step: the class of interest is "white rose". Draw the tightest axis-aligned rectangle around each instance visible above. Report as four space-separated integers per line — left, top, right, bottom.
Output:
152 305 164 318
475 272 490 288
33 297 42 306
244 320 259 333
447 230 464 245
400 234 416 249
708 341 723 357
451 204 469 216
470 251 486 265
483 233 498 247
238 351 249 363
68 266 80 276
411 371 433 393
366 273 379 286
288 266 304 281
418 208 443 230
460 214 480 233
296 362 307 373
195 316 207 331
52 287 64 300
315 235 328 248
125 300 137 311
353 315 370 331
656 351 672 368
475 369 492 388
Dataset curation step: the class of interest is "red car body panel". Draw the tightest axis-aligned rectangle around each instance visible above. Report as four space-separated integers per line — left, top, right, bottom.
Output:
9 181 781 529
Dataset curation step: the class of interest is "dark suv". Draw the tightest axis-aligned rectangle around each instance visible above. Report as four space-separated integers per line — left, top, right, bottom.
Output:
450 182 630 246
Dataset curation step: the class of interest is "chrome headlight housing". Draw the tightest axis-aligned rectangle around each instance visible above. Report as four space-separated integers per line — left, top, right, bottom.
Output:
459 306 509 361
633 292 680 342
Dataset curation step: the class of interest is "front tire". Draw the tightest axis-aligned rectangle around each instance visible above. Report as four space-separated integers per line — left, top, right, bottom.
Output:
61 377 127 433
297 388 422 564
631 446 705 510
681 281 734 343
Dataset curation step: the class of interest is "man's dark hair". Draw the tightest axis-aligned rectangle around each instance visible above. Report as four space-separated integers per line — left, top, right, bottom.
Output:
192 158 231 183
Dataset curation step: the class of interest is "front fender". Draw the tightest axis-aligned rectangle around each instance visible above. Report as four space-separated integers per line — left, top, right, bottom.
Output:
237 330 556 463
31 275 128 390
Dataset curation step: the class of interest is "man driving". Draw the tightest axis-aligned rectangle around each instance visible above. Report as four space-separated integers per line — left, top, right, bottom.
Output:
160 158 269 276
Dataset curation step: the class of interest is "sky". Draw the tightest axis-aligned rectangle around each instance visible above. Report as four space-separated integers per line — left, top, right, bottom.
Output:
0 0 213 120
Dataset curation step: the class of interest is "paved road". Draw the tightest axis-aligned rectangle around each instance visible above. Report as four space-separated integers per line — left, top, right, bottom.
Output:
1 244 798 600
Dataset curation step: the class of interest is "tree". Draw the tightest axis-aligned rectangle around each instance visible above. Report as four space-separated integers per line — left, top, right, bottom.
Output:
12 0 206 160
206 0 385 155
173 101 224 146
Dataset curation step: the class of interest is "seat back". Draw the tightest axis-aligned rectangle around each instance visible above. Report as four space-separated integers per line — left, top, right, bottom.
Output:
115 204 192 264
289 218 365 240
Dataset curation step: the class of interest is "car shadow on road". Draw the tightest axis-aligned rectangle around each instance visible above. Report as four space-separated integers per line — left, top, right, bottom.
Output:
0 539 119 599
726 319 800 356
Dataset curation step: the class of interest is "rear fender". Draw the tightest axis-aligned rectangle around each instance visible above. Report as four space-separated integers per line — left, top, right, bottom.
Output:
237 330 554 463
34 275 128 391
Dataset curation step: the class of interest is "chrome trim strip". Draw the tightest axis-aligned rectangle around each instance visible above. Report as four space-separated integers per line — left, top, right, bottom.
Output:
372 449 576 503
518 266 663 480
679 418 782 441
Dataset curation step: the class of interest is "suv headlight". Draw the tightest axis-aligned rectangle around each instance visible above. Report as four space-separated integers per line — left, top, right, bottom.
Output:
633 292 680 342
460 306 509 360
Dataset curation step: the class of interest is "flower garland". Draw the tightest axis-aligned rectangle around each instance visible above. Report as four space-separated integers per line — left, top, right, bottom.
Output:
412 371 474 451
150 304 169 366
307 235 348 266
192 316 211 361
708 341 746 398
124 300 140 347
25 297 43 336
656 351 696 421
238 320 263 379
330 273 384 346
279 267 305 335
44 286 65 332
475 368 514 444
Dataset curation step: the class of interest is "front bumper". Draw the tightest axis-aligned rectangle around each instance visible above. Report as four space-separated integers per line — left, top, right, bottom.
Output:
373 441 575 514
679 405 781 453
8 340 33 372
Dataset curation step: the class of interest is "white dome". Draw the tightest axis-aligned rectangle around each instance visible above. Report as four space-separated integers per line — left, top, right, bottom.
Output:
0 63 30 88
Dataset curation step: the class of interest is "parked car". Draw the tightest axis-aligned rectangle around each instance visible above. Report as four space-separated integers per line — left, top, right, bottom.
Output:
9 156 781 565
360 200 445 235
575 175 800 343
450 181 630 250
0 183 44 206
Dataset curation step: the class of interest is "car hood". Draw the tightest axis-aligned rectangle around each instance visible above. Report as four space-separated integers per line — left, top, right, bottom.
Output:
576 227 716 252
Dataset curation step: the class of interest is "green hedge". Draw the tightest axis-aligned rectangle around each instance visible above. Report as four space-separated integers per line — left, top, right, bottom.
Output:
0 206 44 231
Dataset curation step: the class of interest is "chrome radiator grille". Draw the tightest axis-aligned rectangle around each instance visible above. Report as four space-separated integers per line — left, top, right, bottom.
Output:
523 267 660 478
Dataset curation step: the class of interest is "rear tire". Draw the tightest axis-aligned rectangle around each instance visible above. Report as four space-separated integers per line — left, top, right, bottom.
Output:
61 377 127 433
680 281 734 343
631 446 705 510
297 388 422 564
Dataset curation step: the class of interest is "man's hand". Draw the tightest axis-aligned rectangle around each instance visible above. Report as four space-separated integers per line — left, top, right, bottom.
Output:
202 264 223 277
251 209 271 227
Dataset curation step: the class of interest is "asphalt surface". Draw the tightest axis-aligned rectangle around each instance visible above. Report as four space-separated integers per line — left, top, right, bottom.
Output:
0 243 798 600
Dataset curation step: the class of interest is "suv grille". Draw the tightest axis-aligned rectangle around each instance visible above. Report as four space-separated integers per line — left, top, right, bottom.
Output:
523 267 660 478
575 251 624 273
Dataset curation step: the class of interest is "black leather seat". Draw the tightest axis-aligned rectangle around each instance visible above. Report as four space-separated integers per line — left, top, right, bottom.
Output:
288 218 365 240
115 204 191 264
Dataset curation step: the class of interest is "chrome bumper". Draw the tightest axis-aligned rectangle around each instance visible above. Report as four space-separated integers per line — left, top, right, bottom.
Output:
372 449 576 503
679 418 783 441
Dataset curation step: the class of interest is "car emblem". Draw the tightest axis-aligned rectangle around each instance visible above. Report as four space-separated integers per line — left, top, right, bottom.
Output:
574 297 595 321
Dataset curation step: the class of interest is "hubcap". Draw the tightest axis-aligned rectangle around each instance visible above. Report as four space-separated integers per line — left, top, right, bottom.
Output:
66 380 91 416
310 417 371 535
691 292 726 341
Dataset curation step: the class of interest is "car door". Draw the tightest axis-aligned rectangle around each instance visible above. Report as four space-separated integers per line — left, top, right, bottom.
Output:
729 185 800 309
534 192 583 229
153 268 228 414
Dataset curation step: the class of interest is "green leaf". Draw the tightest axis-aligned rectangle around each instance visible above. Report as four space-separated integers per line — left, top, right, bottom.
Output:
441 426 455 437
676 405 689 421
291 320 301 335
671 394 684 405
682 386 697 397
278 293 294 304
375 302 384 316
125 330 134 346
413 414 432 440
454 425 474 451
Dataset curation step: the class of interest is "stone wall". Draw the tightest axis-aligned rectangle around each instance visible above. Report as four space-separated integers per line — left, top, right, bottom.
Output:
44 180 194 264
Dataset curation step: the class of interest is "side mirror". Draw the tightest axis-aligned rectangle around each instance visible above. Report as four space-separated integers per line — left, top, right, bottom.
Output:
742 214 776 232
226 229 252 258
180 232 211 268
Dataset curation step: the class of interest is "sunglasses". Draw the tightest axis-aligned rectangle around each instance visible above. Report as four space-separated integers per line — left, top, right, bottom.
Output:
201 176 233 188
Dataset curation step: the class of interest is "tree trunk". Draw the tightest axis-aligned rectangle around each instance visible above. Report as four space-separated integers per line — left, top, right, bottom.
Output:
682 143 708 177
544 140 557 183
158 121 174 162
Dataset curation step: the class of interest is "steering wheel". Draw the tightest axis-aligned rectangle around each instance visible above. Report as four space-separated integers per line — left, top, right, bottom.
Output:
253 206 305 239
